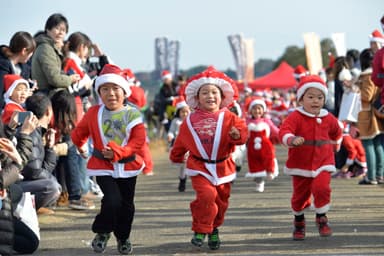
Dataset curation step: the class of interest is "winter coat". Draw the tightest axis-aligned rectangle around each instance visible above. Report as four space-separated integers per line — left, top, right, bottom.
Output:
20 127 57 180
357 68 384 139
31 33 72 95
0 159 24 256
0 45 31 108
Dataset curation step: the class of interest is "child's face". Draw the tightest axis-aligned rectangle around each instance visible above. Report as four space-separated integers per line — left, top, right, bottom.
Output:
250 104 264 119
99 83 125 111
179 106 190 120
10 83 29 104
196 84 222 112
299 87 325 115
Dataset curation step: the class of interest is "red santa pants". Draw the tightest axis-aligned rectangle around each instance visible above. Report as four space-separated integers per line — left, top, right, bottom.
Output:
190 175 231 234
291 171 331 215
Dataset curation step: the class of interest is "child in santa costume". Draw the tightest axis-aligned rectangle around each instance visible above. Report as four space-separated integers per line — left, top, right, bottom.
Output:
279 75 343 241
169 66 247 250
167 96 191 192
245 97 279 192
71 64 146 255
1 74 30 124
334 122 367 179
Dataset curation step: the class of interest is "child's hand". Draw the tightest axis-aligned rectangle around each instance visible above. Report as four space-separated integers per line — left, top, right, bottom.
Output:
290 136 305 146
78 144 89 158
229 127 240 140
101 146 114 160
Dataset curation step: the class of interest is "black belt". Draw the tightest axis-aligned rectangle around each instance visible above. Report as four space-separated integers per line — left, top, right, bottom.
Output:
192 155 229 164
302 140 336 146
92 149 136 163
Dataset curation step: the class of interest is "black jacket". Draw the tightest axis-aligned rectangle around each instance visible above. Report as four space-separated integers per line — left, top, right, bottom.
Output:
20 127 57 180
0 45 31 109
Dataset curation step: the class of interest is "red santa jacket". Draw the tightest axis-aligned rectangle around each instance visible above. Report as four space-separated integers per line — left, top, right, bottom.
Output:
2 100 25 124
128 86 147 109
245 121 277 178
279 107 343 177
170 109 247 185
71 104 145 178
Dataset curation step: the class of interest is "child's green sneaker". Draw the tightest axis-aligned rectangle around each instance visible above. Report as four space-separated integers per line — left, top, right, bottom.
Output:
191 232 206 247
117 239 133 255
91 233 111 253
208 228 221 250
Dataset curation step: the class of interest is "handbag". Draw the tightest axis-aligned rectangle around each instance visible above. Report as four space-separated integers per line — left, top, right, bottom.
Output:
338 91 361 122
13 192 40 240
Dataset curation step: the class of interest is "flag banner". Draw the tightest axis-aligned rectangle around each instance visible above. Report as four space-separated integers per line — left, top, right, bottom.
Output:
155 37 169 79
168 40 180 78
331 33 346 57
228 34 246 80
243 38 255 83
303 32 323 75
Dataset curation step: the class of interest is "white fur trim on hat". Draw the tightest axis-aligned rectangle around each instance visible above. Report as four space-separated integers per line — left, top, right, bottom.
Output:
176 100 188 110
95 73 131 97
185 77 234 109
3 78 29 101
297 82 328 102
248 99 267 113
162 73 172 81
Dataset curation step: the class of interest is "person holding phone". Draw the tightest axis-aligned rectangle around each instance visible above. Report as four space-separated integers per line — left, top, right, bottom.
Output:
1 74 30 124
17 92 61 215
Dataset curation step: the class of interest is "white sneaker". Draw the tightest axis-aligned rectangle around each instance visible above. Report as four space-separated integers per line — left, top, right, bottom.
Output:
255 181 265 192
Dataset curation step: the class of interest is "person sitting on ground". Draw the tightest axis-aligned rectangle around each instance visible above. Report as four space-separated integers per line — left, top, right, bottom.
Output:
17 92 61 215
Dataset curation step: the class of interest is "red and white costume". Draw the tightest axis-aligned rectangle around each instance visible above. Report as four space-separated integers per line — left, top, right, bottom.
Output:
169 66 248 234
1 74 29 124
171 109 247 185
71 104 145 178
245 120 278 178
63 52 92 121
2 101 25 124
279 107 343 214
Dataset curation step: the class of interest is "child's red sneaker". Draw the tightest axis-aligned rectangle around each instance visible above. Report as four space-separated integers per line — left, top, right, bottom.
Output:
316 216 332 237
293 220 305 240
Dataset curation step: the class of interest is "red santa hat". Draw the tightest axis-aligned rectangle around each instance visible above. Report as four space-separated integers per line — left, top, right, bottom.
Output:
161 70 172 81
296 75 328 101
294 65 308 79
369 29 384 44
173 96 188 111
122 68 136 86
3 74 29 100
184 66 234 109
95 64 131 97
247 96 267 113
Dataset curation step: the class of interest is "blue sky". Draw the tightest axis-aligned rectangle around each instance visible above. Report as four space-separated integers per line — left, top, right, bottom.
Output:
1 0 381 72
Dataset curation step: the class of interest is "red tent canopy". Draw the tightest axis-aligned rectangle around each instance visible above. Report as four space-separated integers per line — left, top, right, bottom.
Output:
238 61 298 91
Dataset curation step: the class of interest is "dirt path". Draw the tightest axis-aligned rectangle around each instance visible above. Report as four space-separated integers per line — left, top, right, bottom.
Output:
37 141 384 255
